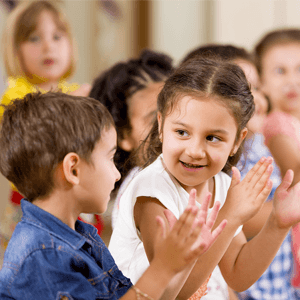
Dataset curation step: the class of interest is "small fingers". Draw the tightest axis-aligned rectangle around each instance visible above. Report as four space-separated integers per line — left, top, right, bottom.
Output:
172 206 198 237
205 201 221 229
243 156 267 183
188 189 197 207
230 167 241 188
164 209 178 230
197 193 212 224
279 169 294 191
211 219 227 241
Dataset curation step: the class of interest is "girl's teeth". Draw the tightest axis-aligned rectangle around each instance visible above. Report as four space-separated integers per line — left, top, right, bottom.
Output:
183 162 201 168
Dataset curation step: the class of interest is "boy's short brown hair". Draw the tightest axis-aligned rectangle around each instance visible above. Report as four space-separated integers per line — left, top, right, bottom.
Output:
0 92 114 202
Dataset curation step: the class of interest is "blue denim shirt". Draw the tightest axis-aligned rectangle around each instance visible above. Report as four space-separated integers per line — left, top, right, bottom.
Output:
0 200 132 299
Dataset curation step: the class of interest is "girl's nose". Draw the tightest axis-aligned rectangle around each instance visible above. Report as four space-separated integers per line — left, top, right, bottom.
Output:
186 140 206 159
42 38 54 52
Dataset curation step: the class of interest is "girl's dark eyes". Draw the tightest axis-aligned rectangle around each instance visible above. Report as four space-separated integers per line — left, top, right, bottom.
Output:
176 129 188 137
206 135 221 142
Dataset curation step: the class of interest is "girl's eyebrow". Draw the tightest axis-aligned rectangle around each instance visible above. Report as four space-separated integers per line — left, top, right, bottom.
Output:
172 121 230 135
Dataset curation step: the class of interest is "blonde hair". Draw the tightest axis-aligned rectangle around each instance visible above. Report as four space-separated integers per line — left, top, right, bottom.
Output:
2 0 76 79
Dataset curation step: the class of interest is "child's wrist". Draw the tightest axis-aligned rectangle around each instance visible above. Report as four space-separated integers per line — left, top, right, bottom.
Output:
149 257 177 284
268 209 292 232
218 205 242 228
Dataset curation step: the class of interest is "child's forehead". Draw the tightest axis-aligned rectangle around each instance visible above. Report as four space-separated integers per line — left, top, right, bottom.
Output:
263 41 300 57
24 9 66 35
167 94 232 118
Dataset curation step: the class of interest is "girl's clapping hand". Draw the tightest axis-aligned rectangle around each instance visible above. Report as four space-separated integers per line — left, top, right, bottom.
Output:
153 189 227 275
224 156 273 226
272 169 300 229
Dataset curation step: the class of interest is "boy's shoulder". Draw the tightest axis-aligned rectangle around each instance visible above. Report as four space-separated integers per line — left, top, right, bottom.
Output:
0 202 131 299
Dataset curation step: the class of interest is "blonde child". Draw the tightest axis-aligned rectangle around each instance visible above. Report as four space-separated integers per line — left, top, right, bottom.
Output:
0 0 92 265
0 91 226 299
89 49 174 226
254 28 300 296
109 57 300 300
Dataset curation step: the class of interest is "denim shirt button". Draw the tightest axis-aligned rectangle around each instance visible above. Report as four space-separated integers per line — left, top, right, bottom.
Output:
60 297 68 300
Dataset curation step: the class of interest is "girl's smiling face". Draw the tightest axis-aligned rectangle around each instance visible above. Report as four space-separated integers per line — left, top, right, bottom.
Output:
260 42 300 115
19 10 72 88
158 95 247 196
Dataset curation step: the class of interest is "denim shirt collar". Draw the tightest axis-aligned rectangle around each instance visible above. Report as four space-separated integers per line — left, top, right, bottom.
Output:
21 199 97 250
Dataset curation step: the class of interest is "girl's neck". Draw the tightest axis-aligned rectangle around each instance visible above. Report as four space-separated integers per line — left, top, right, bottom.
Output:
180 176 215 207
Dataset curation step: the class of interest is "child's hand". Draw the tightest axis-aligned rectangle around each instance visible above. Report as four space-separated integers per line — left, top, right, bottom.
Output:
272 169 300 229
224 157 273 226
164 189 227 254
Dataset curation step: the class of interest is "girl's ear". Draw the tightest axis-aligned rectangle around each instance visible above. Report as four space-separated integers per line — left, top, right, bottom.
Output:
63 152 80 185
231 128 248 156
119 130 135 152
157 112 163 141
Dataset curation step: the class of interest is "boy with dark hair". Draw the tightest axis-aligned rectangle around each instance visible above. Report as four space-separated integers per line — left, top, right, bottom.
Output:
0 91 226 299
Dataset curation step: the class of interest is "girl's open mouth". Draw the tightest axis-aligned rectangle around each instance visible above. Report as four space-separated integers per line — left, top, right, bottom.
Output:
181 161 205 169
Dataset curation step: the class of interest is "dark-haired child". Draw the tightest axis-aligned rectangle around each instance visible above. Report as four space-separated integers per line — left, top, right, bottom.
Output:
182 44 291 300
109 57 300 299
0 91 227 299
89 49 174 226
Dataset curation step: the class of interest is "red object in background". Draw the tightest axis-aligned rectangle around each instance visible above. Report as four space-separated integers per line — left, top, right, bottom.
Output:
10 190 23 205
78 214 104 236
10 190 104 236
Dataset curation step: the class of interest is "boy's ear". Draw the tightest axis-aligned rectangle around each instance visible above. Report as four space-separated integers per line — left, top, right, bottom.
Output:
231 128 248 156
157 112 163 141
119 130 134 152
63 152 80 185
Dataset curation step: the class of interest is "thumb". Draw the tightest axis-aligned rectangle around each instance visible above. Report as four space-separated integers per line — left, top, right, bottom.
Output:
156 216 166 241
279 169 294 191
164 209 177 230
230 166 241 188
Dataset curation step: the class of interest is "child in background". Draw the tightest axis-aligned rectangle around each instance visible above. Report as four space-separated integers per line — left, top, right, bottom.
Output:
0 91 226 299
89 49 174 226
0 0 92 265
254 28 300 298
109 57 300 300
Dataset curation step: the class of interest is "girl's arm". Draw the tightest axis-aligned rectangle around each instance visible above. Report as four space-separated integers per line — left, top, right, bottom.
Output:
158 157 273 299
136 157 273 299
219 169 300 291
268 134 300 186
123 191 225 300
134 191 226 300
242 200 273 239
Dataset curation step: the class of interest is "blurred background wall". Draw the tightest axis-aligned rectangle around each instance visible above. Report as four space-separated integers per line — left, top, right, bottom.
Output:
0 0 300 204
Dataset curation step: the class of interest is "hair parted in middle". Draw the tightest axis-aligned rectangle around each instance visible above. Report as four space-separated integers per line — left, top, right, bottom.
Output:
141 57 255 174
0 91 114 202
